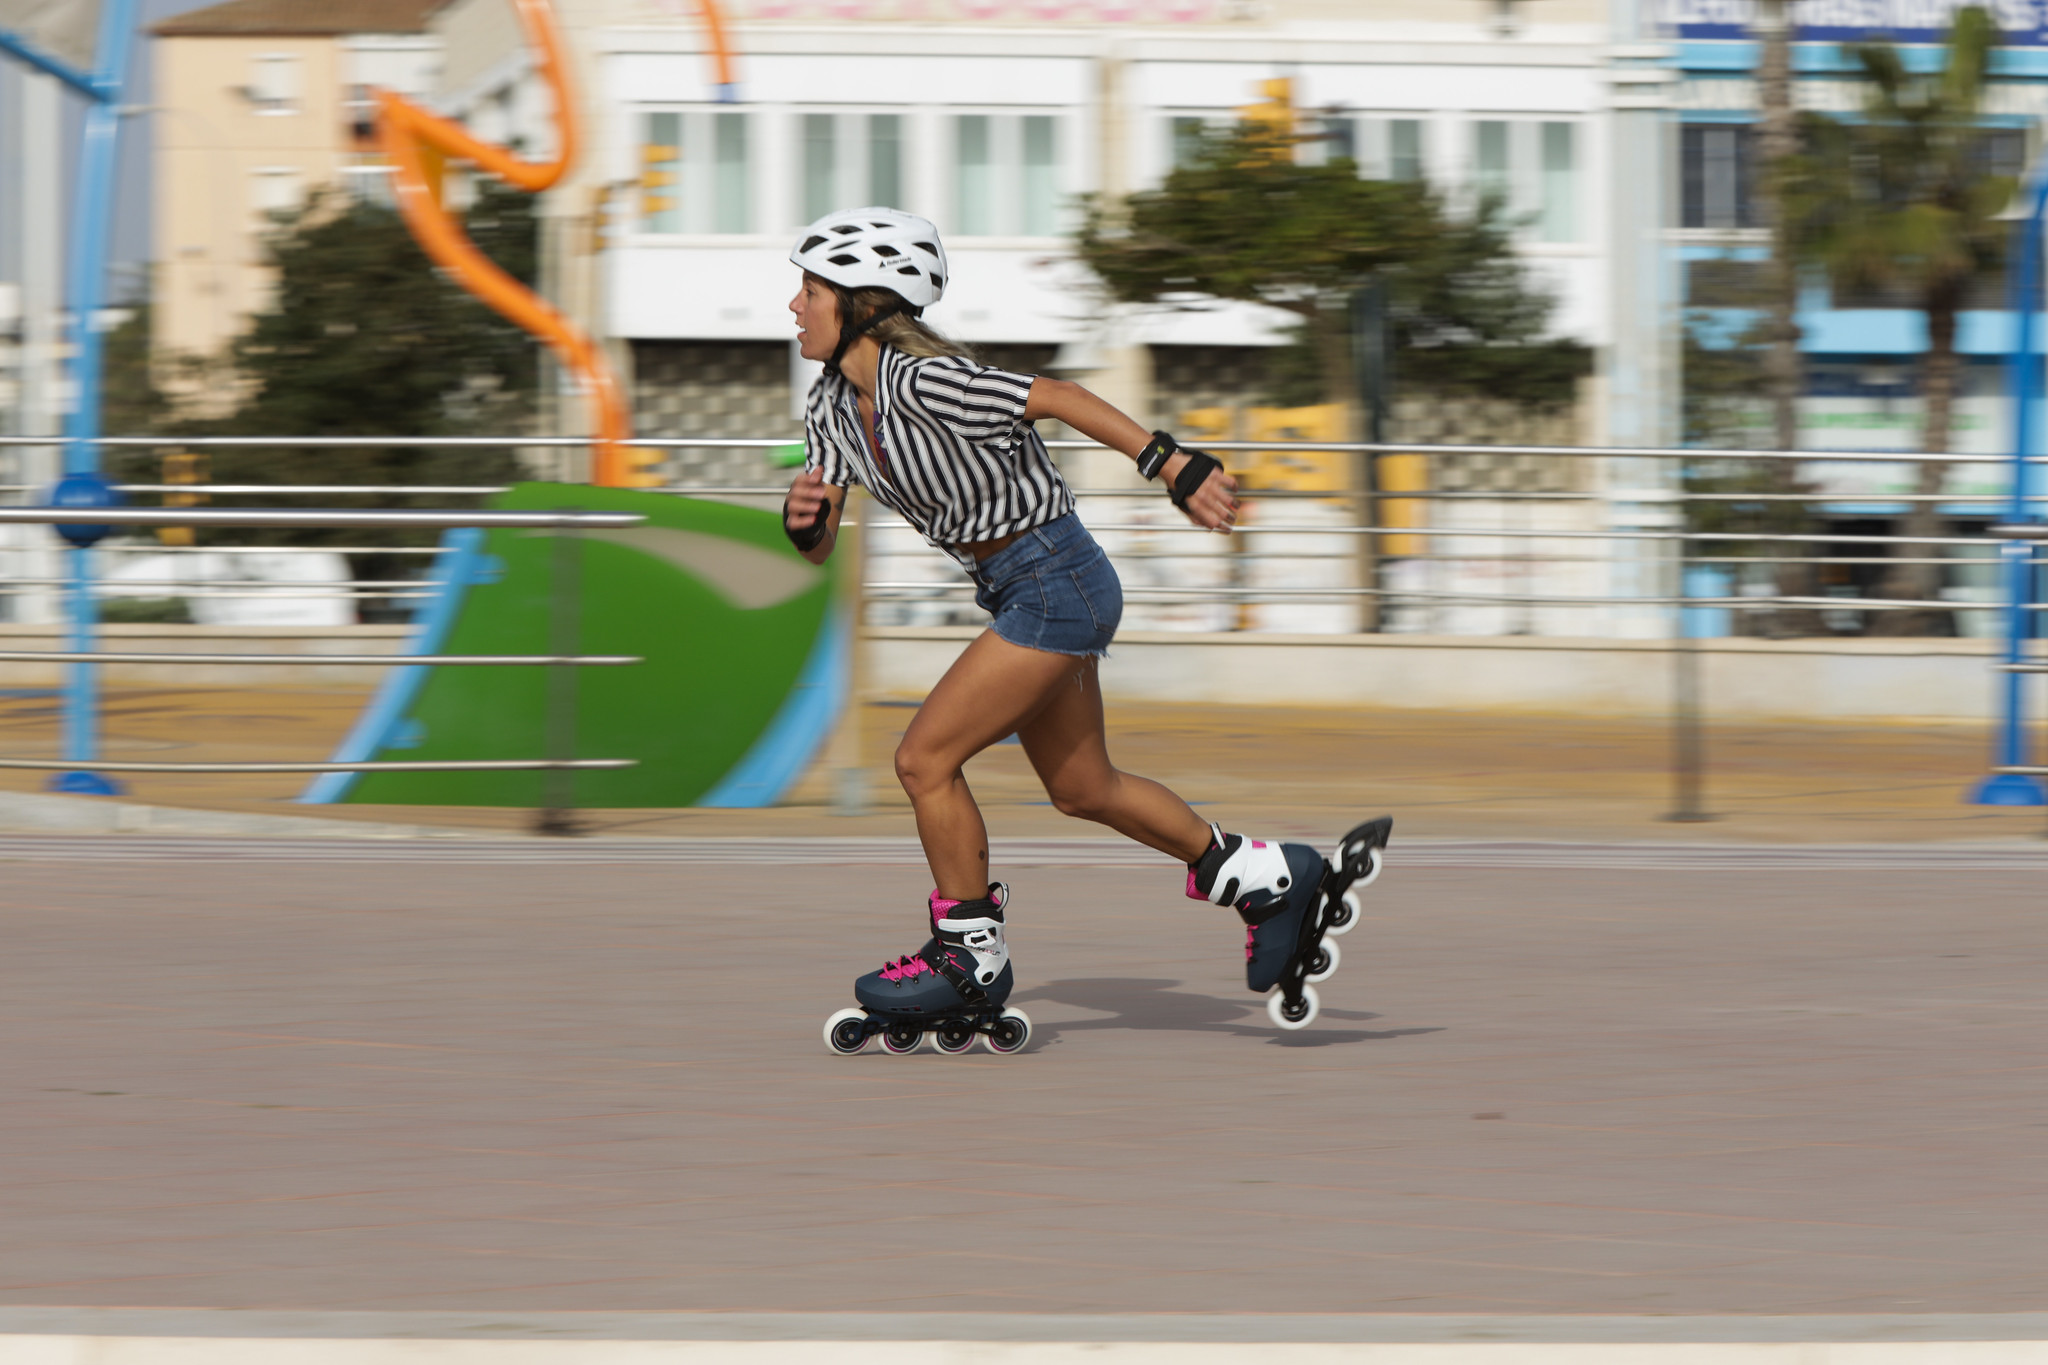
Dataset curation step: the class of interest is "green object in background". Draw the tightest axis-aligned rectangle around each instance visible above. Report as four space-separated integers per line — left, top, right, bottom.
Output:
770 442 806 468
319 483 843 809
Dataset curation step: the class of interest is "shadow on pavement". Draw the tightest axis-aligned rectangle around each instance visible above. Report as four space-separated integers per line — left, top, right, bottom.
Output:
1012 977 1446 1048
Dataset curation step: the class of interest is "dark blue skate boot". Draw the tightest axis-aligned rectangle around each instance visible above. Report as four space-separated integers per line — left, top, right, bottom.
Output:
1187 819 1389 1031
823 886 1031 1056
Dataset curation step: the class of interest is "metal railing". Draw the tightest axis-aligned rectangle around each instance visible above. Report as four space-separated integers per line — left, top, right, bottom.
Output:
2 434 2040 820
0 501 643 828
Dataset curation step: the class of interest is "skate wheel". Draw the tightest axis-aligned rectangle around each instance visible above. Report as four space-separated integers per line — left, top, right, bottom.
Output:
879 1020 924 1054
1327 885 1364 937
824 1008 871 1056
932 1019 976 1054
1304 937 1340 984
983 1008 1032 1054
1267 984 1319 1031
1350 844 1384 891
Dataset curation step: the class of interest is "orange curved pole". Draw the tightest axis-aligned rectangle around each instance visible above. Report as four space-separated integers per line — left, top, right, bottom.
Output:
379 0 734 486
699 0 738 98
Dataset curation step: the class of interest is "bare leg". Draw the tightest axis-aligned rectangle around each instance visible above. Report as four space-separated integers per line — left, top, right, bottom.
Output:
895 630 1090 899
1016 655 1212 864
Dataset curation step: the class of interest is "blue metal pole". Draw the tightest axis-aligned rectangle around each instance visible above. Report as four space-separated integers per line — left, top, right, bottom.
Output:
0 29 97 97
49 0 140 798
1969 166 2048 806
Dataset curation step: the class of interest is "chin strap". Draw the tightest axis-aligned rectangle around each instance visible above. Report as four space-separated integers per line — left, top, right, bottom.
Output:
823 301 915 376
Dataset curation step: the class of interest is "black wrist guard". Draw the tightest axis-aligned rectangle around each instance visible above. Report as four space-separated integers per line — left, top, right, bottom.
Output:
783 494 831 553
1135 430 1179 481
1168 449 1224 514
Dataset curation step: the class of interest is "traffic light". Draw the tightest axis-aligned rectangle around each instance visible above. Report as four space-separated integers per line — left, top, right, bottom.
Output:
608 443 668 489
159 449 209 547
1237 77 1294 158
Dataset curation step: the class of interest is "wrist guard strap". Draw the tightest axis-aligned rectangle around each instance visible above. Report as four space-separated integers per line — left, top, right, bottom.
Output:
784 495 831 553
1135 430 1179 481
1169 449 1223 514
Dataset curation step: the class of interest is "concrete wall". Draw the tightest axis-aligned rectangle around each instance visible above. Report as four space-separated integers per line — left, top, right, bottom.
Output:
865 627 2033 724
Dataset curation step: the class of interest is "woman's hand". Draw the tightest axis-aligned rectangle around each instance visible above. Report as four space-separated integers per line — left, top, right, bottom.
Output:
1163 451 1241 535
784 468 842 563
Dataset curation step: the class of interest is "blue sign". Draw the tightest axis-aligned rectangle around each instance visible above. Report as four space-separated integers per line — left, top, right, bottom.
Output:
47 471 121 548
1666 0 2048 44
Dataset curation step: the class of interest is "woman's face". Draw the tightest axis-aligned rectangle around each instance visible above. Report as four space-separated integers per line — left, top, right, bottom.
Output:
790 274 841 363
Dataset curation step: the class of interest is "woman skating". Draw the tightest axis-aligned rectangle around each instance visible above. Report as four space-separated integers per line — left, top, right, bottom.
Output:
784 208 1389 1052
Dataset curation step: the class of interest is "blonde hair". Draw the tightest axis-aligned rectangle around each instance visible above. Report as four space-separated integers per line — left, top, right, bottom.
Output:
833 283 975 361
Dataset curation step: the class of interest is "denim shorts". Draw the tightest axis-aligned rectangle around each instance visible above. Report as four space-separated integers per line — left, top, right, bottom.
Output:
968 513 1123 658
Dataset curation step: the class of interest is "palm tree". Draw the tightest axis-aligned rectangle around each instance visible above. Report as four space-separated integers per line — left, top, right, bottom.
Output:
1757 0 1802 456
1789 6 2014 634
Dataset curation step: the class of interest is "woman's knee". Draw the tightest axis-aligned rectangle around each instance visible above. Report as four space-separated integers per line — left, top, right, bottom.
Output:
893 740 952 799
1045 773 1116 822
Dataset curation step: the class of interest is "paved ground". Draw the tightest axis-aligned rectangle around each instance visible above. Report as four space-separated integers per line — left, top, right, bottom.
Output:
1 685 2045 845
2 846 2043 1314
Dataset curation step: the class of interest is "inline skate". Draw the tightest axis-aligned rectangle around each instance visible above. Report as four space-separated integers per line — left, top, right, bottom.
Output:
1188 816 1392 1030
823 883 1033 1056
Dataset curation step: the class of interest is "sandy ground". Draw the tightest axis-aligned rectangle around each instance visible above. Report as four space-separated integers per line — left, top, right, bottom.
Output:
0 683 2042 845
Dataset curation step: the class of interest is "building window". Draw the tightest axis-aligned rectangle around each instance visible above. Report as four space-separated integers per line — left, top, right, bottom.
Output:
869 113 904 206
1464 120 1579 242
1474 120 1510 207
639 110 752 235
1680 124 1756 230
250 166 302 220
247 53 299 115
802 112 836 223
1539 121 1575 243
643 111 681 233
953 113 1065 236
713 113 749 233
1021 115 1057 236
1389 119 1425 181
1320 115 1358 166
794 111 912 225
956 114 993 235
1171 116 1209 169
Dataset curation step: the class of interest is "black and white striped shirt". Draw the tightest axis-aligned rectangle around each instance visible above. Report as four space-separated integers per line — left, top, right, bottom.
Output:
804 347 1076 568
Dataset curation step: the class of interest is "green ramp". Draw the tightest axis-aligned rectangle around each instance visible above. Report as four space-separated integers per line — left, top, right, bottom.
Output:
301 482 847 808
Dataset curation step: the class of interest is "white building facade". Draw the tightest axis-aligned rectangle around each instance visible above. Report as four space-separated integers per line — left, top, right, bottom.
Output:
434 0 1676 636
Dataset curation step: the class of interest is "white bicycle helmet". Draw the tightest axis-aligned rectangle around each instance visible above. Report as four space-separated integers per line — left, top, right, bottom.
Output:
790 207 948 310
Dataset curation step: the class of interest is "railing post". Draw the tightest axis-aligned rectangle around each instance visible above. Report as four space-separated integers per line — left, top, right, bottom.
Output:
533 512 584 835
1970 162 2048 805
832 489 870 816
1666 469 1710 823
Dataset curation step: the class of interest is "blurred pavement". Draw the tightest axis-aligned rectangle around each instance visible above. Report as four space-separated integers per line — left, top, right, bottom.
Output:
1 849 2043 1317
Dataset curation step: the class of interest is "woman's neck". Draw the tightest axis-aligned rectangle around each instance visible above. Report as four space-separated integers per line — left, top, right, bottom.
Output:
839 338 882 400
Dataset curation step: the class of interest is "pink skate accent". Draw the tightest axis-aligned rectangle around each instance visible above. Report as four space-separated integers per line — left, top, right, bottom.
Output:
1244 927 1256 961
880 954 933 983
1186 869 1203 901
1252 840 1267 849
928 891 963 915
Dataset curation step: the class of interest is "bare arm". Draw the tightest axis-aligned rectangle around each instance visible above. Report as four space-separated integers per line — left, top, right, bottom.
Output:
783 467 848 566
1023 376 1239 533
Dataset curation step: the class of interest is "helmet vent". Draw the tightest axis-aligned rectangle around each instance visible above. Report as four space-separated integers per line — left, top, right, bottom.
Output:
873 243 901 257
896 265 920 276
913 241 938 255
930 274 944 290
831 223 861 235
799 234 827 253
827 252 860 266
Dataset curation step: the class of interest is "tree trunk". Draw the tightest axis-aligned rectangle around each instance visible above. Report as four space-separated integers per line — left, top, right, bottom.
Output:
1752 0 1823 636
1873 291 1961 635
1757 0 1801 454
